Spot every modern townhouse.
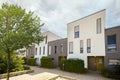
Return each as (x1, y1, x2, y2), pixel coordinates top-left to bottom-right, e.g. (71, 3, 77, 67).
(48, 38, 67, 67)
(105, 26, 120, 70)
(34, 31, 61, 65)
(67, 10, 106, 71)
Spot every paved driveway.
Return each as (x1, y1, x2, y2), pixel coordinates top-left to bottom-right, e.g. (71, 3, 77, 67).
(2, 66, 112, 80)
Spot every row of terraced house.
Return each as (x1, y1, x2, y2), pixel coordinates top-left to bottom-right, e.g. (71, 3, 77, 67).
(25, 9, 120, 71)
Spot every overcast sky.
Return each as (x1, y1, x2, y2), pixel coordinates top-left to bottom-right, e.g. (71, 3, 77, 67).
(0, 0, 120, 38)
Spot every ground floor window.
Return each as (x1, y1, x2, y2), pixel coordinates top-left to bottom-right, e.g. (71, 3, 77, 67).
(108, 59, 120, 65)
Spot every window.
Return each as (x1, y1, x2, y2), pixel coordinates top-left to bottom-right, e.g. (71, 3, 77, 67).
(48, 46, 51, 55)
(45, 36, 47, 44)
(96, 18, 101, 34)
(43, 46, 45, 55)
(80, 40, 83, 53)
(60, 44, 63, 54)
(74, 26, 79, 38)
(55, 46, 57, 54)
(36, 48, 37, 55)
(87, 39, 91, 53)
(39, 47, 41, 55)
(107, 35, 116, 52)
(109, 59, 120, 65)
(69, 42, 73, 54)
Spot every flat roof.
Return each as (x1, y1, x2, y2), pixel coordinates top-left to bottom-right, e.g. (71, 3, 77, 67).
(106, 26, 120, 30)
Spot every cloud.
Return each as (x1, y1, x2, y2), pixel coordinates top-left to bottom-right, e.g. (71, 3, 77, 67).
(0, 0, 120, 37)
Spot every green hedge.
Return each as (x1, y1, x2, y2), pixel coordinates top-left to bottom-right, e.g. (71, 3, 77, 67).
(102, 65, 120, 79)
(27, 58, 36, 66)
(41, 57, 54, 68)
(60, 59, 87, 73)
(23, 65, 30, 70)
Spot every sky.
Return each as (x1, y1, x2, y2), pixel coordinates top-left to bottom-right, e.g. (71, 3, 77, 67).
(0, 0, 120, 38)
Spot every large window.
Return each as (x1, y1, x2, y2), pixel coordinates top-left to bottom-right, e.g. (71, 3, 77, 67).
(109, 59, 120, 65)
(55, 46, 57, 54)
(39, 47, 41, 55)
(96, 18, 101, 34)
(43, 46, 45, 55)
(60, 44, 63, 54)
(80, 40, 83, 53)
(74, 26, 79, 38)
(69, 42, 73, 54)
(107, 35, 116, 52)
(87, 39, 91, 53)
(48, 46, 51, 55)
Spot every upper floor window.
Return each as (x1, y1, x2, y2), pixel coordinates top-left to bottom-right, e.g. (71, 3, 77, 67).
(39, 47, 41, 55)
(60, 44, 63, 54)
(96, 18, 101, 34)
(87, 39, 91, 53)
(107, 35, 116, 52)
(55, 46, 57, 54)
(43, 46, 45, 55)
(74, 26, 79, 38)
(80, 40, 83, 53)
(69, 42, 73, 54)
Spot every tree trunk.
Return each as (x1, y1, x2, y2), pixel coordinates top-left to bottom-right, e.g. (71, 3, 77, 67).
(7, 51, 10, 80)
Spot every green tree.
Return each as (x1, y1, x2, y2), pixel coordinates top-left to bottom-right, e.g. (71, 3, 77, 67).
(0, 3, 44, 80)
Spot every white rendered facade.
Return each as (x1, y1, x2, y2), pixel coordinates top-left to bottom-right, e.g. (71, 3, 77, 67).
(67, 10, 106, 68)
(34, 31, 61, 65)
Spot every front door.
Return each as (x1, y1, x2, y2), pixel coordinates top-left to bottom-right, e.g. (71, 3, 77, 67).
(96, 57, 104, 71)
(88, 56, 104, 71)
(88, 56, 96, 71)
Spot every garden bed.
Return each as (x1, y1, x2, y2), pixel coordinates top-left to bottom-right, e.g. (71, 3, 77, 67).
(0, 70, 34, 79)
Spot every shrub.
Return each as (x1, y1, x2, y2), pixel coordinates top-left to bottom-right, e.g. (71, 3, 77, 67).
(0, 63, 6, 74)
(23, 65, 30, 70)
(60, 59, 87, 73)
(0, 52, 25, 74)
(114, 65, 120, 75)
(22, 57, 27, 64)
(27, 58, 36, 66)
(102, 66, 120, 79)
(41, 57, 54, 68)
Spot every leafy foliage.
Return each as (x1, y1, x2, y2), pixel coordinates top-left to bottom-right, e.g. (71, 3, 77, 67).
(102, 65, 120, 79)
(27, 58, 36, 66)
(0, 3, 44, 52)
(41, 57, 54, 68)
(0, 3, 44, 79)
(0, 52, 25, 74)
(60, 59, 87, 73)
(23, 65, 30, 70)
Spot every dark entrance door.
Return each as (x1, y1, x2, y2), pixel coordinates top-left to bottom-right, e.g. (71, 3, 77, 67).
(88, 56, 96, 71)
(88, 56, 104, 71)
